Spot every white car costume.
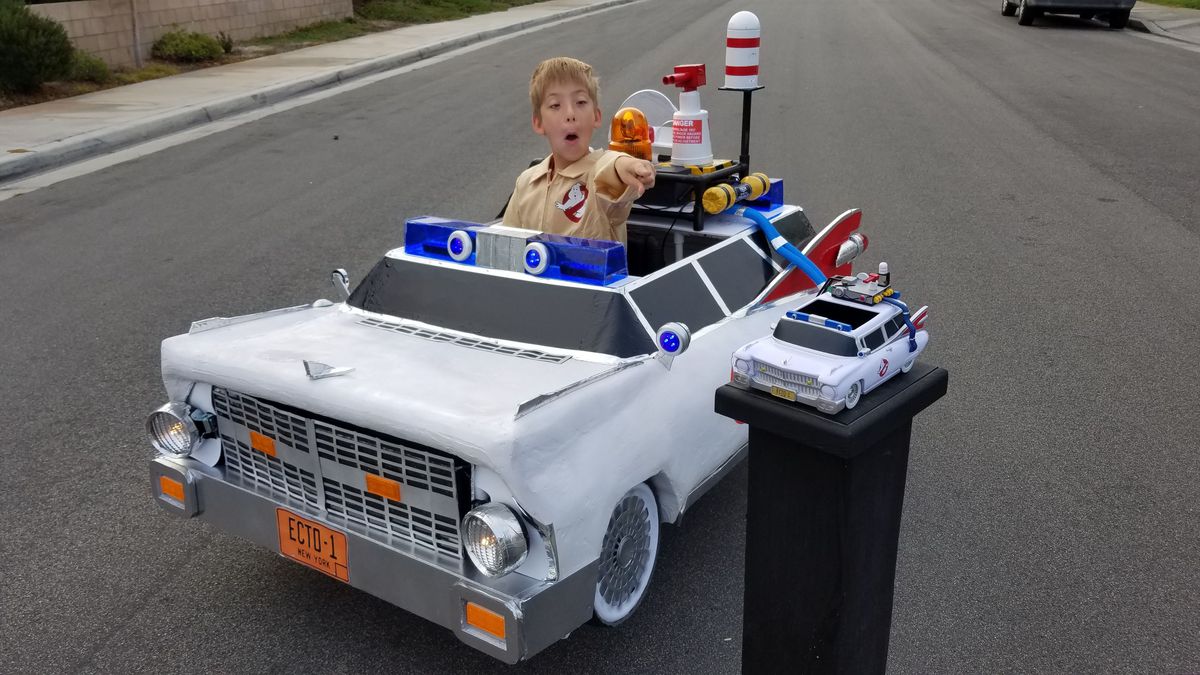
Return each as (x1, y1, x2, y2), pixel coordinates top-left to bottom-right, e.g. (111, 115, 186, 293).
(145, 199, 872, 662)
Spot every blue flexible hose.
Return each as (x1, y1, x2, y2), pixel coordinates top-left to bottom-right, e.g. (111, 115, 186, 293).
(881, 296, 918, 353)
(734, 207, 826, 287)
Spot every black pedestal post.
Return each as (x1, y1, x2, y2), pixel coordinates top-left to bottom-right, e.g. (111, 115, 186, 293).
(715, 363, 948, 675)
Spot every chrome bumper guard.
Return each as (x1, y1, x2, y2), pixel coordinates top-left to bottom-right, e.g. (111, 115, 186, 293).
(150, 456, 595, 663)
(745, 379, 843, 414)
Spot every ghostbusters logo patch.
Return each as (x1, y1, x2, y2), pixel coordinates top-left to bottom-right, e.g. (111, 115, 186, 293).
(555, 182, 588, 223)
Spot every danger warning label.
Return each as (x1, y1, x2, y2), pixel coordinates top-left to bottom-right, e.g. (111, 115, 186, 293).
(673, 119, 704, 145)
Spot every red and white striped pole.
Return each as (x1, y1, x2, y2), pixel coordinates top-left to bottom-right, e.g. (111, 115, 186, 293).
(724, 11, 761, 90)
(721, 11, 762, 176)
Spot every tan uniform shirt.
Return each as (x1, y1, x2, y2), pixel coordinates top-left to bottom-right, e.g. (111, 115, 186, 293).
(502, 149, 637, 244)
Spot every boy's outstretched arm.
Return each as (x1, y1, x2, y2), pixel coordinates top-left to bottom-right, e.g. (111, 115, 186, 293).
(615, 155, 656, 197)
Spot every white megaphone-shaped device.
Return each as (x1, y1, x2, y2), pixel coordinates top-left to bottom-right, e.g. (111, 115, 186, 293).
(662, 64, 712, 167)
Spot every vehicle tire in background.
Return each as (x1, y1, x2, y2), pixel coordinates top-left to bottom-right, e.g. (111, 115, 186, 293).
(845, 381, 862, 410)
(593, 483, 660, 626)
(902, 358, 915, 374)
(1001, 0, 1017, 17)
(1108, 10, 1130, 28)
(1017, 0, 1037, 25)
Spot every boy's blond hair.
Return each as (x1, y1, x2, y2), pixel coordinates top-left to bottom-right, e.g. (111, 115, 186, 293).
(529, 57, 600, 119)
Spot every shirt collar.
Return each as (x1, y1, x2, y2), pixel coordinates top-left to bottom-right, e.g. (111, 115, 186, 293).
(530, 148, 601, 183)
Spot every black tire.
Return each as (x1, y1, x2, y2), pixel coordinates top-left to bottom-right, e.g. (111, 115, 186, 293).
(1108, 10, 1129, 29)
(1001, 0, 1017, 16)
(1017, 0, 1036, 25)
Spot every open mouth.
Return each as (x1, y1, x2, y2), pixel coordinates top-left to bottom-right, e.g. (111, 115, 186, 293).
(565, 133, 579, 142)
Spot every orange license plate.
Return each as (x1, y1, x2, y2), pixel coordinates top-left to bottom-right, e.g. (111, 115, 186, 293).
(770, 385, 797, 402)
(276, 509, 349, 582)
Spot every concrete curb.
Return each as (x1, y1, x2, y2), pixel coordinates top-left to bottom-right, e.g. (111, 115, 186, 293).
(1128, 13, 1200, 45)
(0, 0, 635, 184)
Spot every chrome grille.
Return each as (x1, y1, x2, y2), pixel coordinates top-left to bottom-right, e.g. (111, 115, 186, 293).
(322, 479, 461, 558)
(213, 388, 310, 453)
(358, 317, 570, 364)
(314, 422, 457, 499)
(752, 363, 821, 398)
(212, 388, 467, 562)
(222, 434, 319, 508)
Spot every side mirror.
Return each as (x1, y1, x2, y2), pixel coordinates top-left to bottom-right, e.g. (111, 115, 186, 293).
(331, 268, 350, 299)
(655, 322, 691, 370)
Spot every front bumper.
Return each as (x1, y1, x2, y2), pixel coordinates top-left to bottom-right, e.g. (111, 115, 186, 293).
(150, 457, 595, 663)
(736, 376, 843, 414)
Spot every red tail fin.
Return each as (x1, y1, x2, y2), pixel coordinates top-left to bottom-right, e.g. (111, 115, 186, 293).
(762, 209, 864, 303)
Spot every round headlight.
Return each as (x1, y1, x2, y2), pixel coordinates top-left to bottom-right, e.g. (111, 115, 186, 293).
(146, 402, 199, 457)
(820, 384, 836, 399)
(734, 358, 752, 374)
(463, 503, 528, 577)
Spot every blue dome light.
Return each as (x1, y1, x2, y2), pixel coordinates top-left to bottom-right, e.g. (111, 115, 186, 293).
(526, 249, 541, 268)
(659, 332, 680, 353)
(449, 238, 464, 256)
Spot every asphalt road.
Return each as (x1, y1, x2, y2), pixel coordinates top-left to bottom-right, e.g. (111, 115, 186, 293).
(2, 0, 1198, 672)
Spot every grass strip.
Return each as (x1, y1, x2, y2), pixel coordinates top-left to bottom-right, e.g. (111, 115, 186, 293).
(1139, 0, 1200, 9)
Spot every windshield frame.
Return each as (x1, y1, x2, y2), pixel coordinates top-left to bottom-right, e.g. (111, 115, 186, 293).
(347, 254, 657, 358)
(772, 319, 859, 357)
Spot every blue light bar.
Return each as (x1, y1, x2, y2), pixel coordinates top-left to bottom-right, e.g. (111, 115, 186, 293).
(526, 233, 628, 286)
(403, 216, 484, 263)
(786, 310, 853, 332)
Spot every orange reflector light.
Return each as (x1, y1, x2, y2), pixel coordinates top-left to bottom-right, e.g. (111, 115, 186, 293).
(465, 602, 506, 640)
(249, 430, 276, 457)
(609, 107, 653, 161)
(365, 473, 402, 502)
(159, 475, 185, 502)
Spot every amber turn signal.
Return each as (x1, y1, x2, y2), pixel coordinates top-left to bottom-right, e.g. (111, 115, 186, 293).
(160, 475, 186, 502)
(465, 602, 506, 640)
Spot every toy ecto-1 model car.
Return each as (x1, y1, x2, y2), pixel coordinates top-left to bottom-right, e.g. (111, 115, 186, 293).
(730, 265, 930, 414)
(143, 11, 926, 664)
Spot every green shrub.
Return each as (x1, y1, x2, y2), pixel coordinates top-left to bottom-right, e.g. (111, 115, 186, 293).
(0, 0, 74, 93)
(151, 29, 223, 63)
(217, 30, 233, 54)
(70, 49, 110, 84)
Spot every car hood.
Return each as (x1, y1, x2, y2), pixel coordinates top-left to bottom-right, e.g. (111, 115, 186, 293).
(738, 336, 857, 383)
(161, 302, 621, 468)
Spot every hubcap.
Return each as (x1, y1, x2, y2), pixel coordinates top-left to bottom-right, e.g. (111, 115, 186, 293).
(598, 495, 651, 606)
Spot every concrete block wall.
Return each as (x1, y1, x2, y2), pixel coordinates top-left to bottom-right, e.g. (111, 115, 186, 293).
(29, 0, 352, 68)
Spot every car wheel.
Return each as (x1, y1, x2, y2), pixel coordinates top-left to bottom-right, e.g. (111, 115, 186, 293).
(902, 358, 915, 373)
(1001, 0, 1016, 16)
(593, 483, 660, 626)
(1108, 9, 1129, 29)
(844, 381, 862, 410)
(1016, 0, 1036, 25)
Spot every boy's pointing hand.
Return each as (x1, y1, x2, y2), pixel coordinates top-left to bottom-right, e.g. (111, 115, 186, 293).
(617, 156, 657, 197)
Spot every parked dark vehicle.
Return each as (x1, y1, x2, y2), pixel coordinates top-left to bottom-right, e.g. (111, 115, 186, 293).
(1000, 0, 1135, 28)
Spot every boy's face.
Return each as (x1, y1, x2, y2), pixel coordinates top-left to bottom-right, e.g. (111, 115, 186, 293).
(532, 79, 601, 168)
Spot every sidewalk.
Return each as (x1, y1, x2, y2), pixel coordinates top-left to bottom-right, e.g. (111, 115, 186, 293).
(1129, 2, 1200, 41)
(0, 0, 633, 183)
(1, 0, 1196, 185)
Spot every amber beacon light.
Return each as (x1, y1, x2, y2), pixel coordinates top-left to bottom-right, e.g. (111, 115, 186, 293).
(609, 107, 653, 161)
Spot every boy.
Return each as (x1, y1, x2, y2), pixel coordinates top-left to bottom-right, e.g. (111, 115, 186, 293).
(502, 57, 656, 244)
